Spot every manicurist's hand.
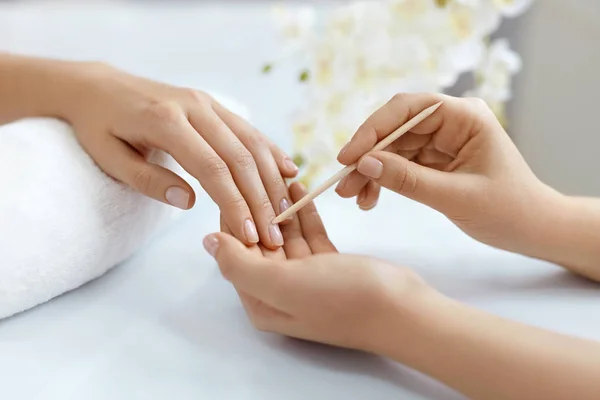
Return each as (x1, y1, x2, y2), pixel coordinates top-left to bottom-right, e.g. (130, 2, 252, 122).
(335, 92, 561, 256)
(0, 54, 299, 249)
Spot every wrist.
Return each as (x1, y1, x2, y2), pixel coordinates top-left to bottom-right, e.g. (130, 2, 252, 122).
(0, 54, 106, 123)
(525, 192, 600, 280)
(43, 59, 110, 123)
(371, 283, 452, 362)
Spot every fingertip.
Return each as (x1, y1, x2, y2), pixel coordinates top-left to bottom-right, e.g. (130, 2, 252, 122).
(203, 233, 221, 258)
(282, 156, 299, 177)
(357, 181, 380, 211)
(288, 181, 307, 202)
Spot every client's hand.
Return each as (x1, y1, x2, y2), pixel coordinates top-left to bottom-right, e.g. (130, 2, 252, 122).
(204, 182, 431, 353)
(335, 92, 561, 255)
(65, 63, 297, 248)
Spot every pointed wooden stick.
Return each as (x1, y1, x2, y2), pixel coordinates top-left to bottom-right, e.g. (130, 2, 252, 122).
(273, 101, 443, 224)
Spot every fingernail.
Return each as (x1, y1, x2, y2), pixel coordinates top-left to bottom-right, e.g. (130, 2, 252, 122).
(284, 157, 298, 172)
(279, 198, 293, 220)
(203, 235, 219, 258)
(335, 176, 348, 193)
(269, 224, 284, 246)
(165, 186, 190, 209)
(357, 190, 366, 204)
(244, 219, 259, 243)
(357, 156, 383, 179)
(338, 142, 350, 158)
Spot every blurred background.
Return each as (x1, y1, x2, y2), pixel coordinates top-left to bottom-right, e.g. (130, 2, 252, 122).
(1, 0, 599, 195)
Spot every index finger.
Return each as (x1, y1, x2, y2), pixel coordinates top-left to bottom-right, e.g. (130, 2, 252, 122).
(337, 92, 448, 165)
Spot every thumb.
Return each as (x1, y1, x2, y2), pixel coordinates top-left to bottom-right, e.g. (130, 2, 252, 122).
(356, 151, 467, 212)
(202, 232, 280, 303)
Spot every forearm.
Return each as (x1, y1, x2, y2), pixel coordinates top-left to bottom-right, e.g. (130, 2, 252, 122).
(0, 53, 90, 125)
(526, 192, 600, 281)
(384, 293, 600, 400)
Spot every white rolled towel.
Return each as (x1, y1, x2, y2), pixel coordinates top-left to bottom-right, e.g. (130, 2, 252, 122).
(0, 93, 249, 319)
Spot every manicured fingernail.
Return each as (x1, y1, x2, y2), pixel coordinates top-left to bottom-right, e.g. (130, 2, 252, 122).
(357, 156, 383, 179)
(335, 176, 348, 193)
(279, 198, 293, 220)
(165, 186, 190, 209)
(269, 224, 284, 246)
(357, 190, 366, 204)
(203, 235, 219, 258)
(244, 219, 259, 243)
(284, 157, 298, 172)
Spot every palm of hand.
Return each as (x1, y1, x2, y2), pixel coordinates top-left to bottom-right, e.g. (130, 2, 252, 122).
(220, 182, 338, 323)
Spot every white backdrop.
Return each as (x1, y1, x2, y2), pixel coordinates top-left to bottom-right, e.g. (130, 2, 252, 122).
(1, 2, 599, 399)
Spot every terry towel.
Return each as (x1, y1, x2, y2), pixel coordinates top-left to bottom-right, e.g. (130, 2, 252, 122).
(0, 93, 249, 320)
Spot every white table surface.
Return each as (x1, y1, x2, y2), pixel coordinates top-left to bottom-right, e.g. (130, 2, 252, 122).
(1, 2, 600, 399)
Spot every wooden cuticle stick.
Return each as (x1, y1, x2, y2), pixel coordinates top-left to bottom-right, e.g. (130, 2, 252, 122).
(273, 101, 443, 224)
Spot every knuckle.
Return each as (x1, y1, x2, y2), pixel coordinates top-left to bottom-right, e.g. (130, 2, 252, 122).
(225, 195, 247, 211)
(246, 131, 267, 148)
(465, 96, 489, 112)
(143, 100, 181, 125)
(132, 167, 154, 194)
(183, 88, 212, 107)
(391, 164, 410, 194)
(233, 146, 257, 171)
(390, 92, 407, 105)
(270, 174, 285, 188)
(258, 194, 274, 213)
(204, 156, 230, 178)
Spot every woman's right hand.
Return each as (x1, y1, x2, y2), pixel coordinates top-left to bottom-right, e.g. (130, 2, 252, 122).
(58, 61, 298, 249)
(335, 92, 562, 255)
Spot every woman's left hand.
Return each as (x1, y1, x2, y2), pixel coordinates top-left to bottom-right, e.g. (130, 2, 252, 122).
(204, 182, 432, 353)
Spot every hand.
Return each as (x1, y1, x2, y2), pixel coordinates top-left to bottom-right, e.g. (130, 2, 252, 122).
(204, 182, 431, 353)
(64, 63, 298, 248)
(335, 92, 561, 254)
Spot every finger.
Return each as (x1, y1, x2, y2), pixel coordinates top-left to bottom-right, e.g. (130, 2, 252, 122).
(335, 170, 369, 199)
(212, 101, 299, 179)
(220, 214, 280, 261)
(217, 216, 290, 324)
(213, 102, 294, 226)
(270, 142, 299, 178)
(95, 136, 196, 209)
(189, 106, 283, 249)
(280, 190, 313, 260)
(357, 180, 380, 211)
(204, 232, 290, 308)
(136, 108, 258, 246)
(338, 93, 495, 165)
(290, 182, 337, 254)
(356, 150, 472, 212)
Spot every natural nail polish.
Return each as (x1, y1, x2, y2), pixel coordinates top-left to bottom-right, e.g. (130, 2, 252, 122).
(357, 156, 383, 179)
(165, 186, 190, 209)
(244, 219, 259, 243)
(203, 235, 219, 257)
(269, 224, 284, 246)
(284, 157, 298, 172)
(279, 198, 293, 220)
